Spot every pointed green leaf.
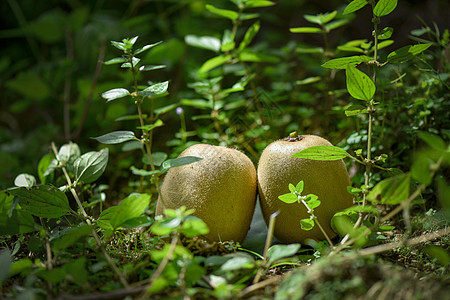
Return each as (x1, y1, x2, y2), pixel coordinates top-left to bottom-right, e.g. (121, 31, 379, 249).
(278, 193, 298, 204)
(104, 57, 127, 65)
(120, 57, 140, 68)
(373, 0, 398, 17)
(185, 35, 221, 52)
(346, 65, 376, 101)
(387, 43, 432, 63)
(206, 4, 239, 20)
(300, 219, 314, 231)
(344, 0, 368, 15)
(377, 27, 394, 39)
(239, 21, 260, 50)
(101, 88, 130, 102)
(325, 19, 349, 31)
(74, 148, 109, 184)
(288, 184, 296, 193)
(292, 145, 352, 161)
(198, 54, 232, 73)
(111, 193, 151, 229)
(38, 153, 55, 185)
(134, 41, 163, 55)
(367, 173, 411, 205)
(238, 51, 280, 63)
(182, 216, 210, 237)
(290, 27, 322, 33)
(411, 154, 432, 185)
(139, 65, 166, 72)
(321, 55, 371, 69)
(139, 81, 169, 97)
(267, 244, 301, 263)
(136, 119, 164, 132)
(8, 185, 71, 218)
(296, 181, 304, 194)
(92, 131, 136, 144)
(345, 104, 368, 116)
(245, 1, 276, 8)
(161, 156, 203, 172)
(417, 131, 446, 151)
(304, 11, 337, 25)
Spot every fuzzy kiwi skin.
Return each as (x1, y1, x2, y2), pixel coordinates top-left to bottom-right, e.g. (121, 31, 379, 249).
(257, 135, 353, 244)
(156, 144, 257, 243)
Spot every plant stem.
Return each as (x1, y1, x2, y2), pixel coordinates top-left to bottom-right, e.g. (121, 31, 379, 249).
(138, 234, 179, 299)
(300, 199, 334, 247)
(51, 142, 130, 289)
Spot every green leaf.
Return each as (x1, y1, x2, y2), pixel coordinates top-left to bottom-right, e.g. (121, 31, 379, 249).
(245, 0, 276, 8)
(424, 245, 450, 266)
(151, 217, 182, 236)
(151, 152, 168, 167)
(38, 153, 55, 185)
(321, 55, 371, 69)
(139, 81, 169, 97)
(373, 0, 398, 17)
(278, 193, 298, 204)
(367, 173, 411, 205)
(111, 41, 126, 51)
(344, 0, 368, 15)
(267, 244, 301, 263)
(185, 35, 221, 52)
(136, 119, 164, 132)
(346, 65, 376, 101)
(92, 131, 136, 144)
(239, 21, 260, 50)
(325, 19, 349, 31)
(120, 57, 140, 68)
(104, 57, 127, 65)
(52, 224, 94, 251)
(387, 43, 432, 63)
(14, 174, 36, 188)
(296, 181, 304, 194)
(97, 206, 119, 230)
(58, 142, 80, 164)
(73, 148, 109, 184)
(206, 4, 239, 20)
(110, 193, 151, 230)
(345, 104, 368, 116)
(417, 131, 446, 151)
(134, 41, 163, 55)
(220, 254, 255, 271)
(62, 257, 88, 284)
(300, 219, 314, 231)
(121, 216, 152, 229)
(333, 215, 368, 247)
(290, 27, 322, 34)
(8, 185, 71, 218)
(374, 40, 394, 51)
(291, 145, 352, 161)
(304, 11, 337, 25)
(238, 51, 280, 63)
(0, 249, 12, 284)
(139, 65, 166, 72)
(130, 166, 161, 177)
(377, 27, 394, 39)
(295, 76, 322, 85)
(411, 154, 432, 185)
(307, 199, 321, 209)
(198, 54, 232, 73)
(182, 216, 210, 237)
(101, 88, 130, 102)
(288, 184, 296, 193)
(161, 156, 203, 171)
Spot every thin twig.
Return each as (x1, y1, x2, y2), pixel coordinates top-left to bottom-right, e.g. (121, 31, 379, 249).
(359, 227, 449, 256)
(238, 275, 284, 298)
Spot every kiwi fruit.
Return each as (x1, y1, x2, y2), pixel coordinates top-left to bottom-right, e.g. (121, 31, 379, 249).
(257, 133, 353, 243)
(156, 144, 257, 243)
